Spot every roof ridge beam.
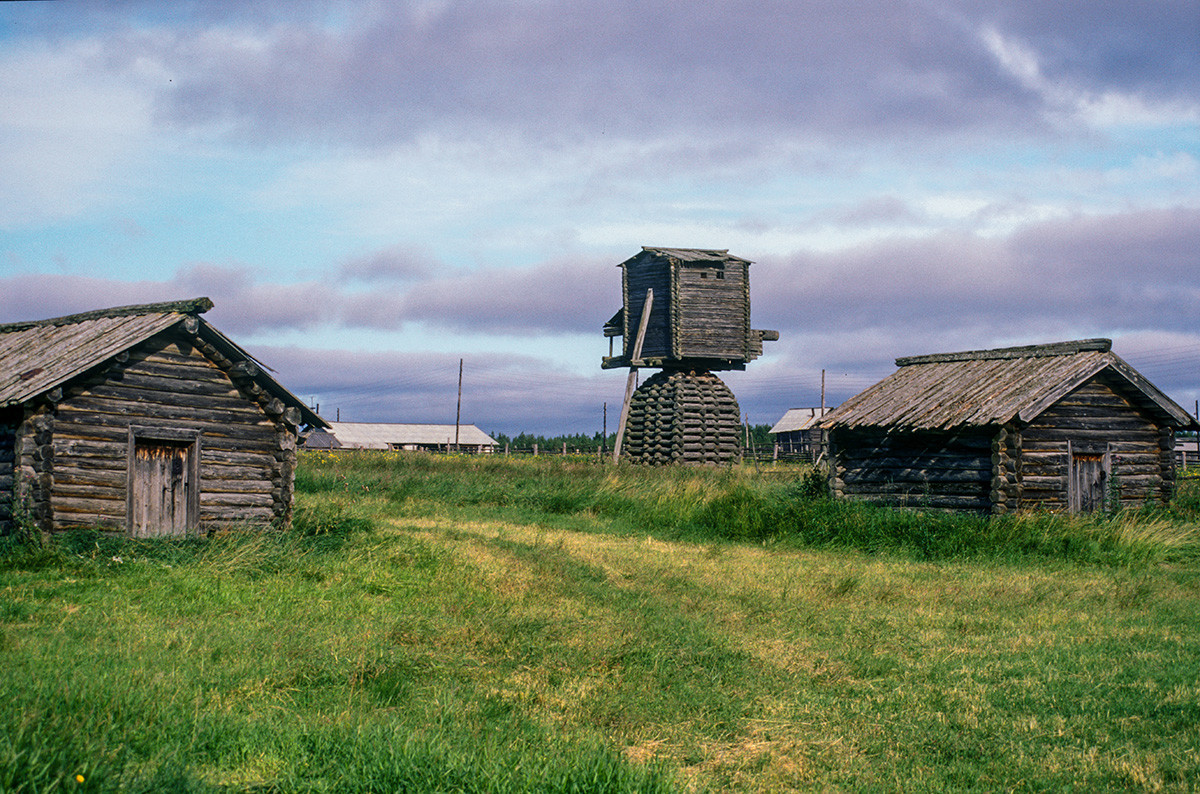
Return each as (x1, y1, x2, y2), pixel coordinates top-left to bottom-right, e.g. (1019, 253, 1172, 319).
(897, 338, 1111, 366)
(0, 297, 213, 333)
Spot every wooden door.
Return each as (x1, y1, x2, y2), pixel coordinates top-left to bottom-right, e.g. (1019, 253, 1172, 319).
(1068, 442, 1111, 513)
(130, 441, 194, 537)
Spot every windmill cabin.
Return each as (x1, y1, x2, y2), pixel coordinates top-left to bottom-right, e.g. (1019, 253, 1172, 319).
(821, 339, 1199, 514)
(601, 247, 778, 466)
(0, 298, 326, 537)
(602, 247, 778, 372)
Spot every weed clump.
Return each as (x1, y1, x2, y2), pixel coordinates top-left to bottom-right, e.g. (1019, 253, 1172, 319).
(0, 490, 64, 570)
(291, 499, 374, 539)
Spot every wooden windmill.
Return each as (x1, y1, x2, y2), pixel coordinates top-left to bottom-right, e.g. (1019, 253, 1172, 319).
(603, 247, 778, 465)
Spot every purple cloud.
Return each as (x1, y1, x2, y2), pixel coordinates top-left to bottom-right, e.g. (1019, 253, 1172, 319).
(339, 245, 436, 283)
(253, 344, 620, 433)
(397, 255, 617, 335)
(755, 206, 1200, 339)
(6, 207, 1197, 349)
(95, 0, 1054, 148)
(4, 204, 1197, 432)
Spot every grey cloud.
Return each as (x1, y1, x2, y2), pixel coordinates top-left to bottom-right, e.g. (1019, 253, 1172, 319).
(976, 0, 1200, 99)
(339, 245, 437, 284)
(31, 1, 1196, 157)
(254, 344, 620, 434)
(397, 256, 618, 335)
(755, 206, 1200, 340)
(116, 0, 1049, 148)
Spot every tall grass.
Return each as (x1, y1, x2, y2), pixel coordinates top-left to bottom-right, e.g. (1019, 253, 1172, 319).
(0, 520, 673, 792)
(298, 451, 1199, 566)
(3, 453, 1196, 791)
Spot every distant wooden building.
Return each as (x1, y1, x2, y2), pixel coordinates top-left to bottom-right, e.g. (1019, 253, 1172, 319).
(769, 407, 833, 461)
(1177, 437, 1199, 470)
(821, 340, 1199, 514)
(303, 422, 497, 454)
(602, 247, 778, 372)
(0, 298, 326, 537)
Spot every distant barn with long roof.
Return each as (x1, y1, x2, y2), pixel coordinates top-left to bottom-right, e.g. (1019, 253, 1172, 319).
(821, 339, 1198, 513)
(304, 422, 497, 454)
(1, 298, 325, 537)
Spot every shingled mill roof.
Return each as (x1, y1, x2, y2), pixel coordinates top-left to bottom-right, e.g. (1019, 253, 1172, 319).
(624, 247, 754, 266)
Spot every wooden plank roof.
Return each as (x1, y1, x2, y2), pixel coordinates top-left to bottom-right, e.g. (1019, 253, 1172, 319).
(0, 297, 326, 427)
(822, 339, 1198, 431)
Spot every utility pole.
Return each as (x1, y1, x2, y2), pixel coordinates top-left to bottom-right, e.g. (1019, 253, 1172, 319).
(454, 358, 463, 451)
(821, 369, 826, 414)
(601, 402, 608, 462)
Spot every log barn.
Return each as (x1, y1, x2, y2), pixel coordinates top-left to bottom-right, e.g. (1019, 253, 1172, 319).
(0, 298, 326, 537)
(821, 339, 1199, 514)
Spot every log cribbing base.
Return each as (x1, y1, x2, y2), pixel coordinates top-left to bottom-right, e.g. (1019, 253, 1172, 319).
(623, 369, 741, 466)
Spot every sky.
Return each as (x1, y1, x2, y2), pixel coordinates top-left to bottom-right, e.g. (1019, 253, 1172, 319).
(2, 0, 1198, 437)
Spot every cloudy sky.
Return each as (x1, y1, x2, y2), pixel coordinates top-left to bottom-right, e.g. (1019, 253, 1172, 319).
(2, 1, 1198, 436)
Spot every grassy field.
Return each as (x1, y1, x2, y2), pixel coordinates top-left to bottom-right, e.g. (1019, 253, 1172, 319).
(2, 453, 1199, 792)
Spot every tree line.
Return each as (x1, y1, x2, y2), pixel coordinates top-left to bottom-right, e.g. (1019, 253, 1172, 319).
(489, 425, 777, 454)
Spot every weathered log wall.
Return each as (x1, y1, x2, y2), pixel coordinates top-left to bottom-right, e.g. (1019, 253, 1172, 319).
(17, 328, 298, 534)
(623, 261, 672, 361)
(828, 427, 994, 512)
(1018, 375, 1173, 511)
(828, 373, 1178, 514)
(620, 251, 756, 366)
(989, 424, 1021, 515)
(0, 411, 16, 533)
(676, 263, 748, 360)
(624, 370, 741, 466)
(15, 406, 53, 532)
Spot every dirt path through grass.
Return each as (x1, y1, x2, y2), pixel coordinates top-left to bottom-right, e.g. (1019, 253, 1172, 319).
(388, 515, 1200, 790)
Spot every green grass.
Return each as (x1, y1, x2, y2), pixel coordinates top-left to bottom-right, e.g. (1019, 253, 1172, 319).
(296, 450, 1200, 566)
(2, 453, 1198, 791)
